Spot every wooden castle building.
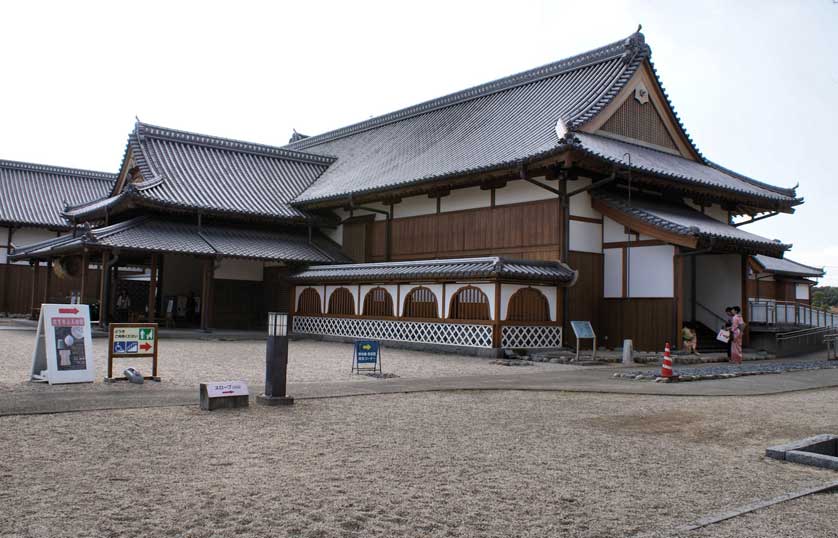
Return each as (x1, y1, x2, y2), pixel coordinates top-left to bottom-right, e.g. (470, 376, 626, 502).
(6, 30, 824, 352)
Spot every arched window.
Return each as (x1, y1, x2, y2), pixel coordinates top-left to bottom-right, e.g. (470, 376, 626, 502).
(402, 286, 439, 318)
(296, 288, 322, 314)
(506, 287, 550, 321)
(328, 287, 356, 315)
(449, 286, 491, 320)
(362, 287, 394, 317)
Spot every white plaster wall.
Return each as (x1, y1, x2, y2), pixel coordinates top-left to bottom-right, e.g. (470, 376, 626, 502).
(394, 195, 437, 218)
(12, 227, 57, 247)
(322, 225, 343, 245)
(0, 224, 7, 263)
(568, 177, 602, 219)
(359, 284, 399, 315)
(325, 285, 356, 312)
(569, 221, 602, 253)
(398, 283, 444, 317)
(440, 186, 490, 213)
(627, 245, 674, 298)
(494, 176, 555, 206)
(294, 285, 323, 312)
(796, 283, 810, 300)
(695, 254, 742, 319)
(704, 204, 729, 224)
(0, 247, 6, 264)
(603, 217, 629, 243)
(500, 284, 557, 321)
(352, 202, 389, 221)
(603, 248, 623, 298)
(446, 282, 496, 320)
(214, 258, 264, 281)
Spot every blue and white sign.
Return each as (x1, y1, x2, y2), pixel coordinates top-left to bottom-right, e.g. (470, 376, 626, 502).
(113, 341, 127, 354)
(352, 340, 381, 374)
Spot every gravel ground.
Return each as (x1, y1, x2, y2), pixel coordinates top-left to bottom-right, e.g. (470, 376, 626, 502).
(619, 358, 838, 381)
(682, 491, 838, 538)
(2, 389, 838, 537)
(0, 330, 585, 393)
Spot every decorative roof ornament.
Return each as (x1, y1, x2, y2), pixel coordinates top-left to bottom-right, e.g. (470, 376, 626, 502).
(622, 26, 649, 65)
(634, 82, 650, 104)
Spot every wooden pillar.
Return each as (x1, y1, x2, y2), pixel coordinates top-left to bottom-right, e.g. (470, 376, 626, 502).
(441, 282, 447, 319)
(492, 281, 502, 348)
(200, 258, 214, 331)
(674, 251, 684, 348)
(79, 251, 89, 304)
(690, 255, 697, 322)
(29, 260, 40, 319)
(147, 254, 158, 322)
(741, 254, 750, 346)
(98, 250, 110, 327)
(555, 286, 563, 326)
(43, 259, 52, 304)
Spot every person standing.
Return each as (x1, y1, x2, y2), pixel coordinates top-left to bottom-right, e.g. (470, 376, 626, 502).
(115, 289, 131, 323)
(724, 307, 734, 359)
(730, 306, 745, 364)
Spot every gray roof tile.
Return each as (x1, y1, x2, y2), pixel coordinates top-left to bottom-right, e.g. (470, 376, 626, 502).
(593, 191, 789, 255)
(752, 255, 824, 278)
(290, 256, 577, 284)
(0, 159, 115, 228)
(10, 217, 343, 263)
(287, 33, 648, 204)
(570, 132, 796, 202)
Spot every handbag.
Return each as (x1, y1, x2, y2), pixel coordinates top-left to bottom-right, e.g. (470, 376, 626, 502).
(716, 329, 731, 343)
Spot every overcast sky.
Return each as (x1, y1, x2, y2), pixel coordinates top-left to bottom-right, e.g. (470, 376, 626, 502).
(1, 1, 836, 282)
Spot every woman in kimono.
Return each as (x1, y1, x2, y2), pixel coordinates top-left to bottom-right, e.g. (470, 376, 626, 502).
(730, 306, 745, 364)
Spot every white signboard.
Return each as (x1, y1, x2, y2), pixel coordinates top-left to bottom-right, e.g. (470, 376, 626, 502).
(31, 304, 95, 384)
(204, 381, 249, 398)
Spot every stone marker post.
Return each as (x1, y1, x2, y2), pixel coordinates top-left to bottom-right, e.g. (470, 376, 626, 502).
(258, 312, 294, 406)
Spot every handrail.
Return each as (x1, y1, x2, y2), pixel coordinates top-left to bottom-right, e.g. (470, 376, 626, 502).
(695, 302, 727, 324)
(776, 326, 837, 342)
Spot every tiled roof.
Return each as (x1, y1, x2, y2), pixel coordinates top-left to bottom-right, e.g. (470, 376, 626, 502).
(569, 132, 797, 202)
(289, 256, 577, 284)
(752, 255, 824, 278)
(67, 122, 335, 222)
(592, 191, 789, 255)
(10, 217, 345, 263)
(287, 32, 650, 204)
(0, 159, 115, 228)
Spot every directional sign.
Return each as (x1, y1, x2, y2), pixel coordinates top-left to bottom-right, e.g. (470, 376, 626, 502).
(352, 340, 381, 374)
(107, 323, 160, 382)
(205, 381, 249, 398)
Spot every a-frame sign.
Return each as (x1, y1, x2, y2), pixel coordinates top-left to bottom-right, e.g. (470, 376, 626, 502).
(31, 304, 95, 384)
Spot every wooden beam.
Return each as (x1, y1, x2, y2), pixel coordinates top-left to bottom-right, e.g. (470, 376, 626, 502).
(43, 259, 52, 304)
(79, 251, 89, 304)
(592, 198, 699, 249)
(29, 260, 40, 319)
(493, 281, 502, 348)
(147, 254, 158, 322)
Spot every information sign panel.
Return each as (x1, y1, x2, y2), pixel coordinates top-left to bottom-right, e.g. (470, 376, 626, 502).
(107, 323, 160, 382)
(570, 320, 597, 361)
(30, 304, 95, 384)
(352, 340, 381, 374)
(205, 381, 249, 398)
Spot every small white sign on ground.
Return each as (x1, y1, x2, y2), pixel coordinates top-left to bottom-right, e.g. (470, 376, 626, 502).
(205, 381, 249, 398)
(30, 304, 95, 384)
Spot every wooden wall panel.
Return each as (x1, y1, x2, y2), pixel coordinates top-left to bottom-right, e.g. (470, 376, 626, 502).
(566, 251, 603, 348)
(212, 279, 266, 330)
(600, 298, 675, 351)
(1, 264, 101, 315)
(365, 198, 563, 262)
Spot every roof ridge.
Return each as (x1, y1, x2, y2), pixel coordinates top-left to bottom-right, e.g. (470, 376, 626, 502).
(287, 31, 647, 151)
(755, 254, 824, 274)
(135, 121, 336, 166)
(0, 159, 117, 181)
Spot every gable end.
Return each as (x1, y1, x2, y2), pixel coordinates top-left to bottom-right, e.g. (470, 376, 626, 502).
(600, 93, 679, 151)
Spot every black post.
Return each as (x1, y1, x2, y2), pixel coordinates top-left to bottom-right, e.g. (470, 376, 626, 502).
(258, 312, 294, 406)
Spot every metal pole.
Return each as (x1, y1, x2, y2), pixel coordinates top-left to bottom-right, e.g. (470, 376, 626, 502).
(258, 312, 294, 406)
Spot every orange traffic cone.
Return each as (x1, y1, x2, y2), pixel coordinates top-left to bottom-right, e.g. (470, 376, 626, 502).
(660, 341, 675, 379)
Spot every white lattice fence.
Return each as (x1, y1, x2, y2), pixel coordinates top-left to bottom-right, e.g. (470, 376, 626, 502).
(501, 325, 562, 349)
(293, 316, 493, 348)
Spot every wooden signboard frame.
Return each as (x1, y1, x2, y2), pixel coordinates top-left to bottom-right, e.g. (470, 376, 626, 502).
(570, 320, 597, 362)
(106, 323, 160, 382)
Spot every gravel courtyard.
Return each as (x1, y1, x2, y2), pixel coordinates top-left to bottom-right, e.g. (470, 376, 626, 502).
(0, 329, 584, 393)
(2, 388, 838, 537)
